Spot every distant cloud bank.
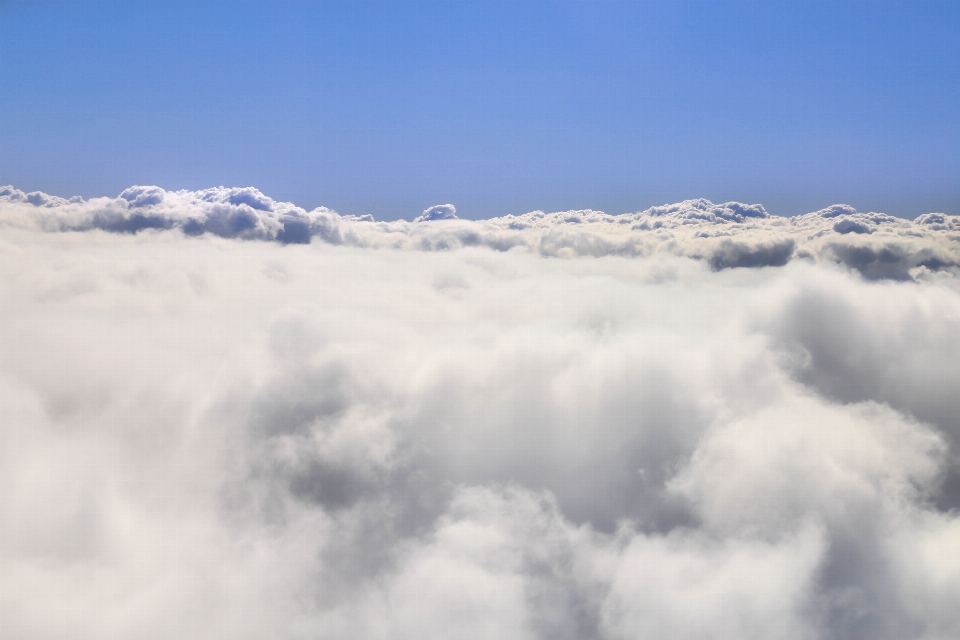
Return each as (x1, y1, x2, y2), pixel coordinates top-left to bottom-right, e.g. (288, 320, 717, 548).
(2, 184, 960, 639)
(2, 184, 958, 281)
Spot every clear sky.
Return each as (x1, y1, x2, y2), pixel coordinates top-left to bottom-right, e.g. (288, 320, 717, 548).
(1, 0, 958, 220)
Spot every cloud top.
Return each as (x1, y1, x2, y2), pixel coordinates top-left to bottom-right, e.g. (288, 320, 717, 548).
(415, 203, 458, 222)
(2, 187, 960, 639)
(2, 184, 959, 281)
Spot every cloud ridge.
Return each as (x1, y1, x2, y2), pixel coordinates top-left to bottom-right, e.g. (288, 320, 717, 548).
(3, 185, 958, 280)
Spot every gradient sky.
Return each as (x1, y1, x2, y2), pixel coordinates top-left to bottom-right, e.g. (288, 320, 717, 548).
(1, 0, 958, 220)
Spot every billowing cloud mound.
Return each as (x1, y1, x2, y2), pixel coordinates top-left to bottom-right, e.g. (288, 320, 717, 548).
(2, 185, 960, 639)
(414, 203, 458, 222)
(0, 184, 342, 244)
(2, 185, 958, 281)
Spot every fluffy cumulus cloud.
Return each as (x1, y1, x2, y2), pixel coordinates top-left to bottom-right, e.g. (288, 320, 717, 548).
(414, 203, 458, 223)
(3, 185, 959, 280)
(2, 185, 960, 639)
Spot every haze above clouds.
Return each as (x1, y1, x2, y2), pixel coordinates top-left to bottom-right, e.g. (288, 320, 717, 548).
(2, 186, 960, 639)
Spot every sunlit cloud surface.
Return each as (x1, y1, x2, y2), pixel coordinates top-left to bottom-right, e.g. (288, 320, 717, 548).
(2, 185, 960, 639)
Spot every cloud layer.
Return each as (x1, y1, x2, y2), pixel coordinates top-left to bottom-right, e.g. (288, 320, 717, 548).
(2, 184, 958, 281)
(2, 185, 960, 639)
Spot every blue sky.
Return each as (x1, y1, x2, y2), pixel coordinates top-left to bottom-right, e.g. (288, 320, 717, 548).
(1, 1, 958, 219)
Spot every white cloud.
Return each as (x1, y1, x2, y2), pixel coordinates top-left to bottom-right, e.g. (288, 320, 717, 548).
(3, 185, 958, 281)
(1, 186, 960, 638)
(414, 203, 458, 223)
